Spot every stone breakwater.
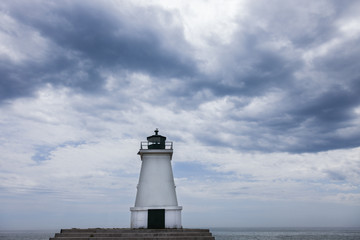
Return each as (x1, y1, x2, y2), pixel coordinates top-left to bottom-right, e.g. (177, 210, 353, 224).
(50, 228, 215, 240)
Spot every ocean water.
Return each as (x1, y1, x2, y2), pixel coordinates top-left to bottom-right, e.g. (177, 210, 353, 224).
(0, 230, 56, 240)
(0, 228, 360, 240)
(211, 228, 360, 240)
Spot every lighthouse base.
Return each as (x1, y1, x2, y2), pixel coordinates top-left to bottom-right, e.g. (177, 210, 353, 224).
(130, 206, 182, 229)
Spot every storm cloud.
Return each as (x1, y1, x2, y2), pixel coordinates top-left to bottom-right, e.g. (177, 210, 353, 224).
(1, 1, 196, 100)
(0, 0, 359, 229)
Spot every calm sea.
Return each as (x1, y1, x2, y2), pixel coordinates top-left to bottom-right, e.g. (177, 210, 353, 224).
(0, 230, 56, 240)
(211, 228, 360, 240)
(0, 228, 360, 240)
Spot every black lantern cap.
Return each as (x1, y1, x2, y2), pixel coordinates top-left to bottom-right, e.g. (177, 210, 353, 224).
(147, 128, 166, 149)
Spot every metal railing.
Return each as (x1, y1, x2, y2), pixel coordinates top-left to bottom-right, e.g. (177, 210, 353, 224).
(140, 141, 173, 150)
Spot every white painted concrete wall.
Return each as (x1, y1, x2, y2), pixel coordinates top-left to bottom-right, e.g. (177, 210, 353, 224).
(130, 149, 182, 228)
(130, 208, 147, 228)
(165, 208, 182, 228)
(135, 150, 178, 207)
(130, 206, 182, 229)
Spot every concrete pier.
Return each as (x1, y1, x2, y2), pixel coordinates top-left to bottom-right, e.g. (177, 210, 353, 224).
(49, 228, 215, 240)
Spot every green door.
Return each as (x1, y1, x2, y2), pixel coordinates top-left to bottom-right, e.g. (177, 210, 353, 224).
(148, 209, 165, 229)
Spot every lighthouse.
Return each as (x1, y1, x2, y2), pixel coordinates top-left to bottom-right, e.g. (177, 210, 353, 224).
(50, 129, 215, 240)
(130, 129, 182, 229)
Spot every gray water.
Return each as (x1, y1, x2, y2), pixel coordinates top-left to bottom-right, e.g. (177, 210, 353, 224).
(1, 228, 360, 239)
(0, 230, 56, 240)
(211, 228, 360, 240)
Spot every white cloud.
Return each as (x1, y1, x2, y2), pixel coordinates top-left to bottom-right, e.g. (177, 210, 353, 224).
(1, 0, 360, 229)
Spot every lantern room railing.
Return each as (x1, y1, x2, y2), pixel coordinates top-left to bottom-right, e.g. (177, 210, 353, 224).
(140, 141, 173, 150)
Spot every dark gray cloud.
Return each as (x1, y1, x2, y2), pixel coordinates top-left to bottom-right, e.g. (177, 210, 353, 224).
(324, 170, 346, 181)
(0, 1, 196, 101)
(1, 1, 360, 231)
(1, 0, 359, 154)
(186, 0, 360, 153)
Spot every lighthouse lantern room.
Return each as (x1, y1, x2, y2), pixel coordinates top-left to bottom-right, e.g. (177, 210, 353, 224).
(130, 129, 182, 229)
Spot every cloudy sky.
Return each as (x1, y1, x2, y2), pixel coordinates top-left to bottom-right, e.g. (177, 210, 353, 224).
(1, 0, 360, 230)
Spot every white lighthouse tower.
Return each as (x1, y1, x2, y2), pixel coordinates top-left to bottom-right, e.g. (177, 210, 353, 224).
(130, 129, 182, 229)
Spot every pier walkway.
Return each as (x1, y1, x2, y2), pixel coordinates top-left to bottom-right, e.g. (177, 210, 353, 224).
(50, 228, 215, 240)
